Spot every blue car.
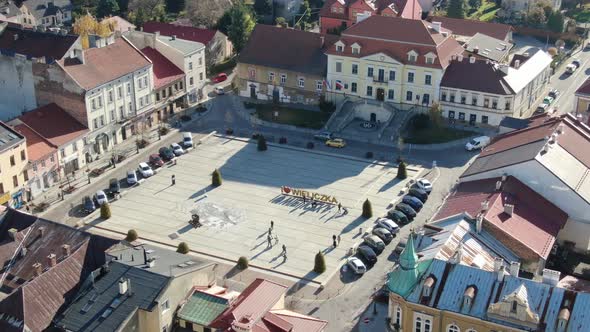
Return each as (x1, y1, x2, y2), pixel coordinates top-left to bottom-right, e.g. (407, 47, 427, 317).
(402, 195, 423, 211)
(82, 196, 96, 214)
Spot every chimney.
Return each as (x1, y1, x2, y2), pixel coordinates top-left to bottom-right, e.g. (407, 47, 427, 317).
(431, 21, 442, 33)
(481, 200, 489, 212)
(476, 213, 484, 233)
(119, 278, 129, 295)
(469, 56, 476, 63)
(20, 247, 27, 257)
(542, 268, 561, 286)
(502, 174, 507, 182)
(457, 54, 464, 62)
(494, 257, 503, 273)
(473, 46, 479, 54)
(504, 204, 514, 216)
(147, 258, 155, 268)
(8, 228, 17, 240)
(495, 180, 502, 191)
(38, 227, 45, 238)
(509, 261, 520, 277)
(320, 35, 324, 47)
(47, 253, 57, 267)
(498, 64, 509, 75)
(451, 242, 463, 264)
(523, 51, 530, 57)
(32, 262, 42, 276)
(514, 59, 520, 69)
(62, 244, 71, 257)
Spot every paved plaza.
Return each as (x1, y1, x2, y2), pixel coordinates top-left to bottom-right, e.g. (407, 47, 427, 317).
(86, 135, 422, 283)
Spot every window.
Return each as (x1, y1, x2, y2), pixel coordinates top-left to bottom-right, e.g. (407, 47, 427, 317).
(460, 95, 466, 104)
(377, 69, 385, 81)
(459, 112, 465, 121)
(10, 156, 15, 166)
(441, 92, 446, 101)
(505, 100, 511, 110)
(395, 306, 402, 326)
(162, 89, 167, 98)
(425, 56, 434, 64)
(0, 183, 4, 194)
(12, 175, 18, 187)
(447, 324, 460, 332)
(199, 72, 203, 81)
(98, 96, 102, 107)
(352, 46, 359, 54)
(41, 160, 46, 167)
(351, 82, 357, 93)
(143, 77, 148, 88)
(160, 299, 170, 312)
(336, 62, 342, 73)
(23, 170, 28, 181)
(407, 72, 414, 83)
(388, 89, 394, 100)
(156, 92, 160, 101)
(145, 95, 150, 104)
(409, 54, 417, 62)
(268, 72, 275, 82)
(198, 57, 202, 66)
(389, 70, 396, 81)
(281, 74, 287, 85)
(50, 155, 54, 162)
(127, 83, 131, 95)
(128, 102, 133, 113)
(484, 98, 489, 108)
(248, 68, 256, 80)
(100, 115, 105, 126)
(72, 143, 77, 152)
(119, 106, 125, 119)
(139, 97, 144, 107)
(472, 96, 478, 106)
(425, 319, 431, 332)
(336, 45, 343, 52)
(352, 64, 358, 75)
(179, 81, 183, 90)
(482, 116, 488, 124)
(450, 93, 455, 103)
(492, 99, 498, 109)
(20, 150, 25, 161)
(366, 86, 373, 97)
(449, 110, 455, 119)
(190, 77, 194, 86)
(316, 81, 323, 91)
(91, 98, 97, 110)
(189, 62, 193, 70)
(466, 329, 478, 332)
(298, 77, 305, 88)
(511, 300, 518, 313)
(108, 90, 113, 103)
(415, 317, 422, 332)
(406, 91, 413, 101)
(117, 86, 122, 99)
(425, 74, 432, 85)
(93, 118, 98, 129)
(367, 67, 374, 77)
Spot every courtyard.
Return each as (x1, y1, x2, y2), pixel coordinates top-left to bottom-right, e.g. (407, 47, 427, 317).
(85, 135, 422, 284)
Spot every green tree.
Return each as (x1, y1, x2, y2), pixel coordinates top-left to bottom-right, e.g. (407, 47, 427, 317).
(468, 0, 481, 9)
(547, 11, 564, 33)
(212, 169, 222, 187)
(526, 5, 547, 26)
(117, 0, 129, 12)
(126, 229, 138, 242)
(429, 102, 443, 128)
(101, 203, 112, 219)
(446, 0, 467, 18)
(296, 0, 311, 28)
(257, 135, 267, 151)
(275, 16, 287, 27)
(362, 199, 373, 218)
(314, 251, 326, 274)
(177, 242, 190, 254)
(96, 0, 120, 18)
(237, 256, 249, 270)
(216, 10, 232, 35)
(165, 0, 185, 13)
(227, 3, 256, 53)
(254, 0, 272, 15)
(397, 161, 408, 180)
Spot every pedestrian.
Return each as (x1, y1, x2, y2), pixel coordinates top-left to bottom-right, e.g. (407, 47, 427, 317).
(333, 234, 337, 248)
(338, 203, 341, 212)
(268, 227, 272, 237)
(312, 200, 317, 208)
(338, 234, 341, 245)
(303, 196, 306, 203)
(171, 175, 176, 186)
(267, 234, 272, 248)
(282, 244, 286, 255)
(359, 227, 363, 236)
(270, 220, 274, 230)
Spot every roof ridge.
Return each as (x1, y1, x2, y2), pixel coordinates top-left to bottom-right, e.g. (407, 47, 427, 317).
(271, 309, 328, 322)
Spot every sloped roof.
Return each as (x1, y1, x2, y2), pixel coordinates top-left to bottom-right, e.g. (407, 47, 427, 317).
(427, 16, 513, 40)
(21, 0, 72, 21)
(388, 233, 432, 297)
(178, 290, 230, 326)
(143, 21, 219, 45)
(575, 76, 590, 96)
(101, 15, 136, 33)
(0, 25, 78, 60)
(271, 310, 328, 332)
(464, 33, 512, 62)
(441, 57, 513, 95)
(503, 50, 552, 93)
(18, 103, 88, 147)
(140, 47, 184, 89)
(12, 123, 56, 161)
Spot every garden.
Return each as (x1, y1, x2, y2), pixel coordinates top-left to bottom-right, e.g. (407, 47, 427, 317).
(245, 101, 335, 129)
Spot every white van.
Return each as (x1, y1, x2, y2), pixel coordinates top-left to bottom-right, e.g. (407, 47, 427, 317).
(465, 136, 490, 151)
(182, 132, 193, 148)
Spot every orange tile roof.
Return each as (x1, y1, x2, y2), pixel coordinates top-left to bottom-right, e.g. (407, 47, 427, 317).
(19, 103, 88, 147)
(13, 124, 56, 161)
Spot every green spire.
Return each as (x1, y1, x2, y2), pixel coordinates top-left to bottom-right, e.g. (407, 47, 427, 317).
(399, 231, 418, 270)
(387, 231, 425, 297)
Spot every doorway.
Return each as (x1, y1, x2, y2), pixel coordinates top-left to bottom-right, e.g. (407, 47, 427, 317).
(422, 94, 430, 105)
(376, 88, 384, 102)
(250, 84, 257, 99)
(272, 88, 280, 103)
(469, 114, 477, 125)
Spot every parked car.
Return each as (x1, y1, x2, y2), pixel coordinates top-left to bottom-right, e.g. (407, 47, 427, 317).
(375, 217, 400, 234)
(314, 131, 333, 141)
(565, 63, 577, 74)
(543, 96, 555, 105)
(403, 195, 424, 211)
(572, 59, 581, 68)
(535, 103, 549, 114)
(357, 245, 377, 265)
(138, 162, 154, 177)
(372, 227, 394, 244)
(127, 170, 138, 185)
(109, 178, 120, 195)
(171, 143, 184, 156)
(159, 147, 175, 161)
(415, 178, 433, 193)
(82, 196, 96, 214)
(95, 190, 108, 206)
(148, 154, 164, 168)
(408, 188, 428, 202)
(548, 89, 559, 99)
(212, 73, 228, 83)
(465, 136, 490, 151)
(347, 257, 367, 275)
(215, 87, 225, 95)
(395, 203, 417, 219)
(182, 132, 194, 148)
(325, 138, 346, 148)
(364, 235, 385, 255)
(387, 209, 409, 225)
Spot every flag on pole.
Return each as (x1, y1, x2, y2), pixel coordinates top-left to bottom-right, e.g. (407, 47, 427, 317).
(323, 79, 332, 90)
(335, 80, 344, 89)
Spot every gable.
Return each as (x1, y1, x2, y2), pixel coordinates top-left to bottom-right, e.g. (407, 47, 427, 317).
(361, 52, 402, 64)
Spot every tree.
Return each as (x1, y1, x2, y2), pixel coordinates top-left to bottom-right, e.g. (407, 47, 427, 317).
(257, 135, 267, 151)
(547, 47, 558, 56)
(227, 3, 256, 53)
(177, 242, 190, 254)
(468, 0, 481, 9)
(362, 199, 373, 218)
(296, 0, 311, 29)
(446, 0, 467, 19)
(254, 0, 272, 16)
(126, 229, 138, 242)
(117, 0, 130, 12)
(165, 0, 185, 13)
(429, 103, 443, 128)
(237, 256, 249, 270)
(526, 5, 546, 26)
(127, 0, 166, 27)
(73, 13, 114, 49)
(275, 16, 287, 27)
(96, 0, 120, 18)
(101, 203, 112, 219)
(314, 251, 326, 274)
(397, 161, 408, 180)
(547, 11, 564, 33)
(212, 169, 222, 187)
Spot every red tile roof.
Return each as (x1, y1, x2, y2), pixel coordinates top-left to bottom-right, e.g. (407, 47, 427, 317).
(143, 21, 217, 45)
(427, 16, 513, 40)
(13, 123, 56, 161)
(140, 47, 184, 89)
(0, 25, 79, 60)
(576, 77, 590, 95)
(58, 37, 151, 90)
(272, 310, 328, 332)
(19, 103, 88, 147)
(435, 176, 568, 259)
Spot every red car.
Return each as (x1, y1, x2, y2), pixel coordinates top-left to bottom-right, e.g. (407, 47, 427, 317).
(212, 73, 228, 83)
(149, 154, 164, 168)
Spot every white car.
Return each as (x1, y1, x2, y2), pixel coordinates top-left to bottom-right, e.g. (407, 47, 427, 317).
(182, 132, 193, 148)
(95, 190, 108, 206)
(138, 162, 154, 178)
(347, 257, 367, 275)
(215, 87, 225, 95)
(375, 217, 400, 234)
(171, 143, 184, 156)
(415, 178, 433, 193)
(126, 170, 138, 185)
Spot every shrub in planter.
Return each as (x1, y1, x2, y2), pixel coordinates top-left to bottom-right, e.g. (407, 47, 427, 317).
(159, 127, 170, 136)
(306, 142, 315, 149)
(397, 161, 407, 180)
(257, 135, 267, 151)
(314, 251, 326, 274)
(212, 169, 222, 187)
(177, 242, 189, 254)
(126, 229, 138, 242)
(237, 256, 249, 270)
(365, 151, 374, 159)
(279, 137, 287, 144)
(100, 203, 112, 219)
(362, 199, 373, 218)
(180, 115, 192, 122)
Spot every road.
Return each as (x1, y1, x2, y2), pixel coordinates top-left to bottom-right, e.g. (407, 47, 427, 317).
(549, 47, 590, 115)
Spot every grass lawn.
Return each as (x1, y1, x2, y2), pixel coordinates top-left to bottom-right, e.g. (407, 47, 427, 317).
(250, 103, 331, 129)
(568, 4, 590, 23)
(404, 127, 475, 144)
(468, 0, 500, 21)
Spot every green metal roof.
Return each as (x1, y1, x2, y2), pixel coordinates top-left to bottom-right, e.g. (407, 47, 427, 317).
(388, 233, 431, 298)
(177, 291, 230, 326)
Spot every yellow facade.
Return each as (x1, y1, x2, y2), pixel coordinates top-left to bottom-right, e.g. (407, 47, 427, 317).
(575, 94, 590, 115)
(0, 130, 27, 205)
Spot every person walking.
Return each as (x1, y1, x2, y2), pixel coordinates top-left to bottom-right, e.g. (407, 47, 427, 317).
(303, 196, 306, 203)
(332, 234, 337, 248)
(338, 203, 342, 212)
(270, 220, 274, 231)
(267, 234, 273, 248)
(338, 234, 341, 245)
(282, 244, 286, 255)
(171, 175, 176, 186)
(282, 245, 287, 262)
(274, 234, 279, 246)
(268, 227, 272, 237)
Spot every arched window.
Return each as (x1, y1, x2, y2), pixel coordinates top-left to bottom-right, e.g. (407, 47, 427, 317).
(414, 317, 422, 332)
(447, 324, 460, 332)
(424, 319, 431, 332)
(395, 306, 402, 326)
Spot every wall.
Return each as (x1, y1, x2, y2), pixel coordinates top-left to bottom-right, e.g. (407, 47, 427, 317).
(575, 95, 590, 114)
(27, 150, 59, 199)
(58, 136, 87, 175)
(0, 55, 37, 121)
(439, 87, 514, 126)
(0, 139, 28, 200)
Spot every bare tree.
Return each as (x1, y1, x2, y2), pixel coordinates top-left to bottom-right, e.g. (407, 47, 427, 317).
(184, 0, 233, 28)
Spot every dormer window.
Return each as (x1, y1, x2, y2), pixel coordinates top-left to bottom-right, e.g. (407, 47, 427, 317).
(407, 50, 418, 62)
(423, 276, 435, 298)
(511, 300, 518, 313)
(331, 6, 338, 13)
(557, 308, 570, 331)
(426, 57, 434, 64)
(463, 286, 476, 310)
(351, 42, 361, 55)
(424, 52, 437, 65)
(335, 41, 345, 52)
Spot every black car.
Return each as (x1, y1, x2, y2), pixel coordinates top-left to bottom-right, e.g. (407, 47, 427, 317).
(387, 209, 409, 225)
(372, 227, 394, 244)
(408, 188, 428, 202)
(159, 147, 175, 161)
(402, 195, 424, 211)
(357, 245, 377, 265)
(82, 196, 96, 214)
(109, 178, 120, 195)
(395, 203, 417, 219)
(548, 89, 559, 99)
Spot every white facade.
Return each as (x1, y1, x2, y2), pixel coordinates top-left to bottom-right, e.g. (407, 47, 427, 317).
(439, 87, 515, 126)
(0, 55, 36, 120)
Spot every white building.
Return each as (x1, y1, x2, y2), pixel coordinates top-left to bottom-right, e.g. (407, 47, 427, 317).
(0, 0, 73, 27)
